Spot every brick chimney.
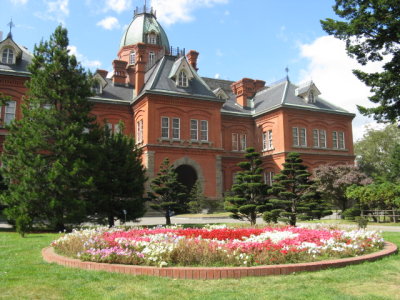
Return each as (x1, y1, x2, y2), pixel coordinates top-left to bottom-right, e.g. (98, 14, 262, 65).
(186, 50, 199, 71)
(112, 60, 127, 85)
(135, 43, 147, 96)
(96, 69, 108, 79)
(231, 78, 266, 107)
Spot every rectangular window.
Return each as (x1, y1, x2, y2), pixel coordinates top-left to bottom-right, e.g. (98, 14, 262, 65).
(239, 134, 246, 151)
(149, 51, 155, 66)
(262, 130, 273, 151)
(338, 132, 345, 149)
(332, 131, 345, 149)
(300, 128, 307, 146)
(264, 171, 275, 186)
(161, 117, 169, 139)
(5, 101, 16, 125)
(292, 127, 299, 146)
(232, 133, 238, 151)
(136, 119, 143, 143)
(319, 130, 326, 148)
(172, 118, 180, 140)
(200, 120, 208, 141)
(129, 52, 136, 65)
(313, 129, 327, 148)
(190, 119, 198, 140)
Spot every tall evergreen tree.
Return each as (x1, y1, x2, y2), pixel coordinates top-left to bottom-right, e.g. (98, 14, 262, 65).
(148, 158, 187, 225)
(321, 0, 400, 123)
(90, 124, 147, 227)
(1, 26, 95, 234)
(224, 148, 270, 225)
(269, 152, 314, 226)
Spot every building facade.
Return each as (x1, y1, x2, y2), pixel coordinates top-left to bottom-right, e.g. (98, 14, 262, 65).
(0, 7, 355, 199)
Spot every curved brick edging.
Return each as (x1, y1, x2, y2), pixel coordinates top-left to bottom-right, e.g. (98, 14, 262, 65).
(42, 242, 398, 280)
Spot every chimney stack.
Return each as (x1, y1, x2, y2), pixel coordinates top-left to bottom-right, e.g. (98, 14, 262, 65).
(231, 78, 266, 107)
(186, 50, 199, 71)
(135, 43, 147, 96)
(112, 60, 128, 85)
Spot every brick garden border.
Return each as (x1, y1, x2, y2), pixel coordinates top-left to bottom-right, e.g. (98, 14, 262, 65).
(42, 242, 397, 280)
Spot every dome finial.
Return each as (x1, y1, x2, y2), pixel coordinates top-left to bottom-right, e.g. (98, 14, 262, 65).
(285, 66, 290, 81)
(7, 18, 15, 39)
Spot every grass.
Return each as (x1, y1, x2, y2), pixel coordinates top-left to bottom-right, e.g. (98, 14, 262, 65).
(175, 212, 230, 218)
(0, 227, 399, 300)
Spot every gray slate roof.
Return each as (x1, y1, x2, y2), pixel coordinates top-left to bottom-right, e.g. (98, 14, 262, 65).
(134, 55, 224, 103)
(90, 78, 133, 104)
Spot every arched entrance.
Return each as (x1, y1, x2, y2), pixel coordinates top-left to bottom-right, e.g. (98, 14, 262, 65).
(175, 164, 198, 191)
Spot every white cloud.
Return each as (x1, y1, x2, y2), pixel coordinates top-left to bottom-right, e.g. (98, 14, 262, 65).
(68, 45, 102, 70)
(35, 0, 69, 24)
(104, 0, 132, 13)
(10, 0, 28, 4)
(150, 0, 229, 25)
(214, 73, 220, 79)
(97, 16, 120, 30)
(298, 35, 385, 141)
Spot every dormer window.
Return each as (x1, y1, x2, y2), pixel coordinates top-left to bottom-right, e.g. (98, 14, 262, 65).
(147, 33, 157, 45)
(309, 90, 315, 103)
(2, 48, 14, 64)
(92, 82, 102, 94)
(149, 51, 155, 66)
(129, 51, 136, 65)
(178, 70, 188, 87)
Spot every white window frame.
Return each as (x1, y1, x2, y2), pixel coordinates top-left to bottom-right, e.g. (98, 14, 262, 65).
(300, 128, 307, 146)
(232, 133, 239, 151)
(129, 52, 136, 65)
(172, 118, 180, 140)
(2, 48, 14, 64)
(161, 117, 169, 139)
(292, 127, 299, 146)
(332, 131, 345, 149)
(190, 119, 198, 140)
(178, 70, 188, 87)
(147, 33, 157, 44)
(313, 129, 327, 148)
(4, 101, 16, 125)
(293, 127, 307, 147)
(200, 120, 208, 141)
(263, 130, 273, 151)
(239, 134, 246, 151)
(136, 119, 143, 143)
(149, 51, 155, 66)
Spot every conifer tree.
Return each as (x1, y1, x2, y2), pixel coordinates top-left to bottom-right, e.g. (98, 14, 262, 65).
(90, 124, 147, 227)
(268, 152, 314, 226)
(148, 158, 187, 225)
(224, 148, 270, 225)
(1, 26, 95, 234)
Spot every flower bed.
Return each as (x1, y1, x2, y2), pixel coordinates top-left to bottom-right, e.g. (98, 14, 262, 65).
(51, 225, 384, 268)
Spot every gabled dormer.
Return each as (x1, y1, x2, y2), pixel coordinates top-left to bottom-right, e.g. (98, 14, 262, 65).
(168, 56, 195, 88)
(0, 35, 22, 65)
(213, 87, 229, 101)
(92, 72, 108, 95)
(295, 81, 321, 104)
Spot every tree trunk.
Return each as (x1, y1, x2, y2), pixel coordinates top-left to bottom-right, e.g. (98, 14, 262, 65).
(340, 199, 347, 219)
(165, 210, 171, 226)
(250, 212, 256, 226)
(55, 222, 65, 232)
(108, 215, 115, 227)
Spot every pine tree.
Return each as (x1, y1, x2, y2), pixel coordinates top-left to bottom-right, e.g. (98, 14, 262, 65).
(148, 158, 187, 225)
(224, 148, 270, 225)
(1, 26, 95, 234)
(268, 152, 314, 226)
(89, 124, 147, 227)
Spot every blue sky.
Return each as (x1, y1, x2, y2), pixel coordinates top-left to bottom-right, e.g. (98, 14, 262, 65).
(1, 0, 382, 140)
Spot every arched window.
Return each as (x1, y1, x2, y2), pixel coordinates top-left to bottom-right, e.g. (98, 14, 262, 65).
(2, 48, 14, 64)
(178, 70, 188, 87)
(129, 52, 136, 65)
(309, 90, 315, 103)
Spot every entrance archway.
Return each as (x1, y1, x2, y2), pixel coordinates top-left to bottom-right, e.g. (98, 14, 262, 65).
(175, 164, 198, 191)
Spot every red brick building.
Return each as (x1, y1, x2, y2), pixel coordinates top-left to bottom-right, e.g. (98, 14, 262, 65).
(0, 6, 355, 199)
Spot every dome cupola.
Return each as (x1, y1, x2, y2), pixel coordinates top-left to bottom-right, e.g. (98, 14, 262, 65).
(119, 6, 170, 51)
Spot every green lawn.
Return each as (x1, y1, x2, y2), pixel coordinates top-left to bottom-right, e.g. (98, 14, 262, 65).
(0, 228, 399, 300)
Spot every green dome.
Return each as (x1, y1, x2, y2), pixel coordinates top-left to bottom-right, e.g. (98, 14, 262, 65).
(119, 11, 170, 50)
